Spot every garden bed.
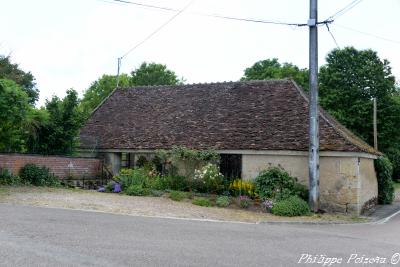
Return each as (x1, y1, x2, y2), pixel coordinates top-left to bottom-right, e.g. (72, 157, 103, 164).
(0, 186, 367, 223)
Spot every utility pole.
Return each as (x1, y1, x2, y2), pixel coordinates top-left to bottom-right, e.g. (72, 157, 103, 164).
(373, 97, 378, 150)
(308, 0, 319, 213)
(116, 57, 122, 88)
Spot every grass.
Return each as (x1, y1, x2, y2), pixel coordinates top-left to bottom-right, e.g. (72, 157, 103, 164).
(169, 191, 191, 201)
(192, 197, 212, 207)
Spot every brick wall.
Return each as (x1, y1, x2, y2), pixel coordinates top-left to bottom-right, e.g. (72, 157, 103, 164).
(0, 154, 102, 179)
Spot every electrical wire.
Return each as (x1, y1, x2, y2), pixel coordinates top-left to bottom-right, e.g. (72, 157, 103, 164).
(328, 0, 364, 20)
(325, 24, 340, 48)
(119, 0, 194, 59)
(334, 24, 400, 45)
(103, 0, 309, 27)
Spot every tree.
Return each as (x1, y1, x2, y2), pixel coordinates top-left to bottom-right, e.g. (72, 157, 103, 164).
(0, 55, 39, 104)
(31, 89, 84, 155)
(0, 79, 30, 152)
(80, 74, 130, 118)
(130, 62, 182, 86)
(319, 47, 400, 179)
(80, 62, 183, 117)
(241, 58, 309, 90)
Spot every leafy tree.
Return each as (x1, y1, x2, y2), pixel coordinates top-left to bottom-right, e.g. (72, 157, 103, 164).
(31, 89, 84, 155)
(319, 47, 400, 180)
(130, 62, 182, 86)
(0, 79, 30, 152)
(80, 74, 130, 118)
(241, 58, 309, 89)
(319, 47, 398, 145)
(0, 55, 38, 104)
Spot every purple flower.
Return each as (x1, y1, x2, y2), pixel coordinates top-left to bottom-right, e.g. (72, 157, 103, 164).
(113, 183, 121, 193)
(97, 186, 105, 192)
(261, 199, 274, 211)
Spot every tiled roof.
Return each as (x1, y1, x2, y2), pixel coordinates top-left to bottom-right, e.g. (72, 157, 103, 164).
(80, 80, 378, 154)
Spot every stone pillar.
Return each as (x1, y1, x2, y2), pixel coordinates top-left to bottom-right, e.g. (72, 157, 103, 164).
(105, 152, 122, 175)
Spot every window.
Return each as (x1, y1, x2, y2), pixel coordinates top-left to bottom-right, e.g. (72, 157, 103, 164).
(121, 153, 131, 168)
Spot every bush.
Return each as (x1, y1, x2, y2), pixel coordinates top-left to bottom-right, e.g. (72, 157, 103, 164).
(238, 195, 251, 208)
(192, 163, 225, 193)
(229, 179, 255, 198)
(125, 184, 148, 196)
(271, 196, 310, 217)
(374, 156, 395, 204)
(19, 164, 60, 186)
(163, 175, 189, 191)
(254, 166, 306, 201)
(114, 168, 148, 189)
(169, 191, 189, 201)
(216, 196, 230, 207)
(149, 189, 164, 197)
(192, 197, 212, 207)
(385, 148, 400, 181)
(0, 168, 21, 185)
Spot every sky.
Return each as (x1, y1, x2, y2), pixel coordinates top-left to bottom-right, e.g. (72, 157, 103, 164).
(1, 0, 399, 107)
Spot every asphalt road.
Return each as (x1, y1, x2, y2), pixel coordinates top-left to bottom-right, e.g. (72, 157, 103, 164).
(0, 204, 399, 267)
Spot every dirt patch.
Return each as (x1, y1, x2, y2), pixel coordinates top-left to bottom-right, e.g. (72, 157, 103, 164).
(0, 186, 367, 223)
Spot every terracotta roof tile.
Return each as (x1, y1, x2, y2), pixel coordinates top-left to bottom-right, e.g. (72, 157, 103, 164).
(80, 80, 378, 154)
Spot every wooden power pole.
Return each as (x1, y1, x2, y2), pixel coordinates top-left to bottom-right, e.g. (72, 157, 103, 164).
(308, 0, 320, 213)
(373, 97, 378, 150)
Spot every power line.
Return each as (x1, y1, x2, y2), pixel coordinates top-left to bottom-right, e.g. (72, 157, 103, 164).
(120, 0, 194, 59)
(325, 24, 340, 48)
(334, 24, 400, 45)
(328, 0, 364, 20)
(103, 0, 313, 27)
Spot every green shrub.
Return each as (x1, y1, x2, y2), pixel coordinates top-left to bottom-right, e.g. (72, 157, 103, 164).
(216, 196, 230, 207)
(374, 156, 395, 204)
(385, 148, 400, 181)
(163, 175, 189, 191)
(115, 168, 149, 189)
(271, 196, 310, 217)
(192, 163, 225, 193)
(104, 181, 115, 192)
(254, 166, 305, 201)
(238, 195, 251, 208)
(19, 164, 60, 186)
(0, 168, 21, 185)
(125, 184, 148, 196)
(192, 197, 212, 207)
(169, 191, 189, 201)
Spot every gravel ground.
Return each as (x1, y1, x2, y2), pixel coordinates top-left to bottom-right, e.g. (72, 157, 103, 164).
(0, 186, 365, 223)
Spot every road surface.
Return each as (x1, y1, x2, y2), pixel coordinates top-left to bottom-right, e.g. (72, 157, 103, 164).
(0, 204, 399, 267)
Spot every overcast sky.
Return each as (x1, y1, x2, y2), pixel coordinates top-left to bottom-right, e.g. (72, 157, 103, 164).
(1, 0, 399, 107)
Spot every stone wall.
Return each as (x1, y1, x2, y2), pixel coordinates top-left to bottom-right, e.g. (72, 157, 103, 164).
(242, 153, 378, 215)
(0, 154, 102, 179)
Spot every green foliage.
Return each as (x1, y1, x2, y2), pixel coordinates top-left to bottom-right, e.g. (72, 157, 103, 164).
(162, 175, 189, 191)
(169, 191, 190, 201)
(374, 157, 395, 204)
(125, 184, 148, 196)
(105, 181, 115, 193)
(30, 89, 84, 155)
(238, 195, 251, 208)
(385, 148, 400, 181)
(319, 47, 400, 158)
(149, 189, 164, 197)
(130, 62, 182, 86)
(192, 163, 225, 193)
(229, 179, 255, 198)
(0, 168, 21, 185)
(271, 196, 310, 217)
(241, 58, 309, 90)
(0, 79, 30, 152)
(254, 166, 306, 201)
(19, 164, 60, 186)
(170, 146, 220, 162)
(114, 168, 149, 189)
(216, 196, 230, 207)
(192, 197, 212, 207)
(80, 62, 183, 116)
(0, 55, 38, 104)
(80, 74, 131, 118)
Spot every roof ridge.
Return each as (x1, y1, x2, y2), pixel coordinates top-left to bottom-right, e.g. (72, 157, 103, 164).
(289, 79, 380, 155)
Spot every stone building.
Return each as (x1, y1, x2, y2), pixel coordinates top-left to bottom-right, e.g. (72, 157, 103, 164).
(79, 80, 380, 214)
